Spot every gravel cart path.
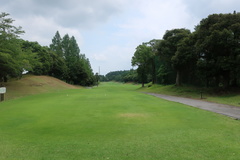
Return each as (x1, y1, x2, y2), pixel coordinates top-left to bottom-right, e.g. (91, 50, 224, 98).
(146, 93, 240, 120)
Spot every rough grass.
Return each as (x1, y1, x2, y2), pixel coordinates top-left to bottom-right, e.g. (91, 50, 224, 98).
(3, 74, 80, 100)
(0, 82, 240, 160)
(140, 84, 240, 107)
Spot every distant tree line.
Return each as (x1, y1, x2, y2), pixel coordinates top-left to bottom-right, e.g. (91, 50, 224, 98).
(101, 70, 138, 82)
(132, 12, 240, 88)
(0, 12, 96, 86)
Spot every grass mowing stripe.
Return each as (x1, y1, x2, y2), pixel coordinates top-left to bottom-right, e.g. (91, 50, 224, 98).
(0, 82, 240, 160)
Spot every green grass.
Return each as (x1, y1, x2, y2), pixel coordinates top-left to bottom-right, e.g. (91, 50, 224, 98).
(140, 84, 240, 107)
(0, 82, 240, 160)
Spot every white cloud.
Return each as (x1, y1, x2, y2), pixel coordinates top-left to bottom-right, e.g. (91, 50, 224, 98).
(90, 45, 134, 74)
(117, 0, 194, 44)
(182, 0, 240, 19)
(5, 0, 126, 29)
(2, 0, 240, 75)
(92, 54, 108, 61)
(14, 15, 84, 46)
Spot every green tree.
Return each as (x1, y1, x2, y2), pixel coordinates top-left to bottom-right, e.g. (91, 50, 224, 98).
(132, 43, 152, 87)
(123, 69, 138, 83)
(21, 41, 52, 75)
(171, 32, 196, 86)
(62, 35, 80, 84)
(144, 39, 161, 84)
(105, 70, 130, 82)
(195, 13, 240, 87)
(49, 31, 99, 86)
(0, 12, 24, 39)
(55, 33, 95, 86)
(49, 32, 68, 80)
(0, 12, 24, 82)
(48, 50, 68, 80)
(20, 40, 40, 73)
(50, 31, 63, 57)
(157, 28, 191, 85)
(77, 54, 95, 86)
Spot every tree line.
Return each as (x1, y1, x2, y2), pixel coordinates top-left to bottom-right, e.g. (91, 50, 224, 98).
(132, 12, 240, 88)
(0, 12, 96, 86)
(101, 70, 138, 83)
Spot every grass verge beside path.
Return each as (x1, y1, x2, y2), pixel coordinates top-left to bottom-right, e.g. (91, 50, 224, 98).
(0, 82, 240, 159)
(139, 84, 240, 107)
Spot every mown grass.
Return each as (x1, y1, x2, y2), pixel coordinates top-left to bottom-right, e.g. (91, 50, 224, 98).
(0, 82, 240, 160)
(140, 84, 240, 107)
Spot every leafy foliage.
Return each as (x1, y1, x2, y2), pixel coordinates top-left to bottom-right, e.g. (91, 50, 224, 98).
(132, 43, 153, 87)
(158, 28, 191, 86)
(0, 12, 96, 86)
(49, 31, 96, 86)
(0, 12, 25, 82)
(132, 12, 240, 89)
(194, 13, 240, 87)
(104, 70, 137, 83)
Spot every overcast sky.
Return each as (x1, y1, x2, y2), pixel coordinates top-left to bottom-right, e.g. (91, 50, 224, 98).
(1, 0, 240, 75)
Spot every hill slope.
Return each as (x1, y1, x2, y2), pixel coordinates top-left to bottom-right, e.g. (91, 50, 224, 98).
(3, 75, 80, 100)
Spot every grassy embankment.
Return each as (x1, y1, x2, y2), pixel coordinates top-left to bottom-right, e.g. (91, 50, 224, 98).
(139, 84, 240, 107)
(0, 80, 240, 160)
(2, 74, 80, 100)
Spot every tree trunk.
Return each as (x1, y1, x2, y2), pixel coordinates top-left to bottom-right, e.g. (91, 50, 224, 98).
(231, 77, 238, 87)
(142, 72, 145, 87)
(3, 76, 8, 82)
(176, 70, 181, 86)
(152, 59, 156, 84)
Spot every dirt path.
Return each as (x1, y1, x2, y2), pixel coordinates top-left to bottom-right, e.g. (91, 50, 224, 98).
(146, 93, 240, 120)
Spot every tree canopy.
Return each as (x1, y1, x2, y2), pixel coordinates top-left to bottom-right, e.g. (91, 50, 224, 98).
(132, 43, 153, 87)
(0, 12, 25, 82)
(2, 11, 240, 89)
(131, 12, 240, 88)
(49, 31, 96, 86)
(0, 12, 96, 86)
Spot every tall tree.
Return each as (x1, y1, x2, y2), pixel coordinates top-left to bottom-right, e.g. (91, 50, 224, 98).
(157, 28, 191, 86)
(21, 41, 52, 75)
(0, 12, 24, 39)
(52, 33, 95, 86)
(48, 50, 68, 80)
(50, 32, 95, 85)
(171, 31, 195, 86)
(50, 31, 63, 57)
(62, 34, 70, 60)
(0, 12, 24, 82)
(132, 43, 152, 87)
(144, 39, 161, 84)
(194, 13, 240, 87)
(62, 35, 81, 83)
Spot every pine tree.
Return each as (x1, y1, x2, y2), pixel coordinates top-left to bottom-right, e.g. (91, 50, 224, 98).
(50, 31, 63, 57)
(50, 31, 95, 86)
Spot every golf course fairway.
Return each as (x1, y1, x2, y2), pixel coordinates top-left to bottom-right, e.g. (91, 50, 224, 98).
(0, 82, 239, 160)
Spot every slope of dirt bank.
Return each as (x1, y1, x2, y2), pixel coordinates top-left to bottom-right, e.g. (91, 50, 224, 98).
(2, 75, 80, 100)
